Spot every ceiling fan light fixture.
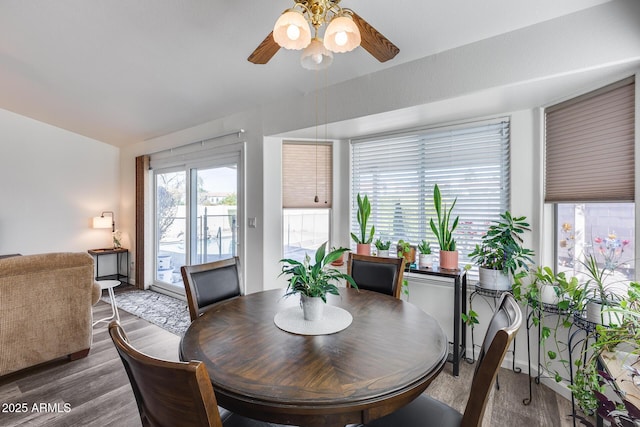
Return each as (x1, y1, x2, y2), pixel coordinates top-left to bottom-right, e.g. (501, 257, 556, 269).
(301, 38, 333, 70)
(323, 15, 360, 53)
(273, 9, 312, 50)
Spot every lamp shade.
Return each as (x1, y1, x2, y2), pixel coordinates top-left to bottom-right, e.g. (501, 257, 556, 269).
(273, 10, 311, 50)
(92, 216, 112, 229)
(323, 15, 360, 53)
(300, 38, 333, 70)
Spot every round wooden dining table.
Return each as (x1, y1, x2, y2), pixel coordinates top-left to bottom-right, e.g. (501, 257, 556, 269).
(179, 287, 448, 427)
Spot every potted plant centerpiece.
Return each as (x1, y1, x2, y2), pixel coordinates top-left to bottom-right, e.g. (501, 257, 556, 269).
(417, 240, 432, 268)
(279, 242, 357, 321)
(429, 184, 459, 270)
(374, 238, 391, 257)
(351, 193, 375, 255)
(468, 211, 534, 291)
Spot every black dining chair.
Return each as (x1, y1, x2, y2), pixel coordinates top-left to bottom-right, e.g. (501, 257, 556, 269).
(181, 257, 242, 321)
(109, 320, 292, 427)
(346, 253, 406, 299)
(358, 292, 522, 427)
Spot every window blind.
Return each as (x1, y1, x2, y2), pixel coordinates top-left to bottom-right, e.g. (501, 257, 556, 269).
(545, 77, 635, 203)
(351, 119, 510, 268)
(283, 141, 333, 208)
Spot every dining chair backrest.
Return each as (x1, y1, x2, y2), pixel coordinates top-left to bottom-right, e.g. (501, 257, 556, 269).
(347, 253, 406, 299)
(181, 257, 242, 321)
(461, 292, 522, 426)
(108, 320, 224, 427)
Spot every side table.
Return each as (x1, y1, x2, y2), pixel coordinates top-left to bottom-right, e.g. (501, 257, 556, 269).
(93, 280, 121, 326)
(88, 248, 129, 282)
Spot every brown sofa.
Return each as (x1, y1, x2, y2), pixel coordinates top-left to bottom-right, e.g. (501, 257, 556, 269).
(0, 252, 101, 376)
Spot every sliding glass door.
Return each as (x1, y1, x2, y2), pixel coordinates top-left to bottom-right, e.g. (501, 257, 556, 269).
(154, 152, 240, 296)
(191, 165, 238, 264)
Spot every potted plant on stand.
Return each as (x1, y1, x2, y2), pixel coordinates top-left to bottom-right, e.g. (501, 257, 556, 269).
(578, 253, 626, 326)
(374, 238, 391, 257)
(468, 211, 535, 291)
(279, 242, 357, 321)
(569, 281, 640, 424)
(351, 193, 375, 255)
(417, 240, 432, 268)
(429, 184, 459, 270)
(397, 239, 415, 265)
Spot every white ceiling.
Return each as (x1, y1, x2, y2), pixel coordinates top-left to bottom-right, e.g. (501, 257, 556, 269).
(0, 0, 617, 147)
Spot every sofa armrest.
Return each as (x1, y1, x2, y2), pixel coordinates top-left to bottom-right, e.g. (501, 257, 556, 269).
(92, 281, 102, 305)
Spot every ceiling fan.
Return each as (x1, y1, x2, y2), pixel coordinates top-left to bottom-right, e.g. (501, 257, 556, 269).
(248, 0, 399, 69)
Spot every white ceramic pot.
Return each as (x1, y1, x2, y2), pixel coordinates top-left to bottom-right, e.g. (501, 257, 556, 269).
(418, 253, 432, 268)
(539, 284, 561, 305)
(477, 267, 511, 291)
(585, 300, 622, 326)
(377, 249, 389, 257)
(301, 295, 324, 321)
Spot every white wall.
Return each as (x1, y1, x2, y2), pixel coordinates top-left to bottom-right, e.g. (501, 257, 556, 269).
(0, 108, 120, 258)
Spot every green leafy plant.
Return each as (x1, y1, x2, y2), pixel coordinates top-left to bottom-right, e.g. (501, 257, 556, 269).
(402, 279, 410, 298)
(461, 309, 479, 327)
(374, 238, 391, 251)
(513, 267, 578, 384)
(569, 281, 640, 418)
(279, 242, 357, 302)
(417, 240, 431, 254)
(468, 211, 535, 276)
(579, 253, 625, 308)
(351, 193, 375, 245)
(429, 184, 459, 251)
(396, 240, 411, 257)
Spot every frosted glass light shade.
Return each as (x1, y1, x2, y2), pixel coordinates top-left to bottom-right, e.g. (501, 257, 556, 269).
(273, 10, 311, 50)
(92, 216, 112, 229)
(323, 15, 360, 53)
(300, 38, 333, 70)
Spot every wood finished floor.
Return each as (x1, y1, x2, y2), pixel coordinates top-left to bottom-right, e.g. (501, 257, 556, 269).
(0, 300, 587, 426)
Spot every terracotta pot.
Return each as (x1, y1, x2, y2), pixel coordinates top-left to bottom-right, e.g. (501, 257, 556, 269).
(356, 243, 371, 256)
(439, 250, 459, 270)
(330, 253, 345, 266)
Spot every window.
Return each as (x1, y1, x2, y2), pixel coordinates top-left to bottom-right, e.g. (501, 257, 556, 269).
(282, 141, 332, 261)
(556, 203, 635, 280)
(350, 118, 510, 273)
(546, 77, 635, 280)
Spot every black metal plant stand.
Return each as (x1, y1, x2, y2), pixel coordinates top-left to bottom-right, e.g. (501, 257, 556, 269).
(523, 300, 572, 405)
(468, 285, 520, 390)
(567, 313, 600, 427)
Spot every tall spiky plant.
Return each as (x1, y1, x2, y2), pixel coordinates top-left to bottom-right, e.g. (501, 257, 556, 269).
(429, 184, 459, 251)
(351, 193, 375, 244)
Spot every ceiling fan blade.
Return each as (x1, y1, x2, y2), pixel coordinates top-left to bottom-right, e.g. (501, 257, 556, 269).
(248, 31, 281, 64)
(350, 12, 400, 63)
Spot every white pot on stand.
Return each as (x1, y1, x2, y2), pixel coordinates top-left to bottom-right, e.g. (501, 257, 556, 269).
(539, 284, 561, 305)
(478, 267, 511, 291)
(301, 295, 324, 321)
(585, 300, 622, 326)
